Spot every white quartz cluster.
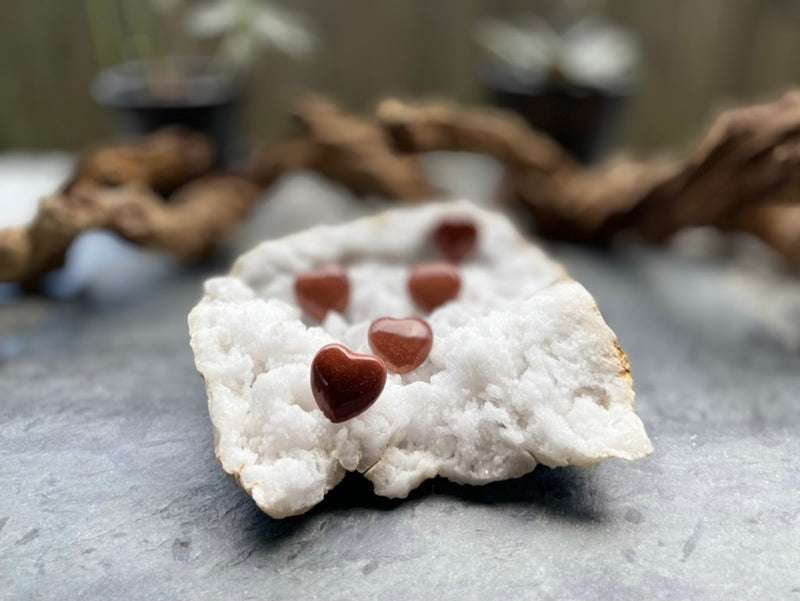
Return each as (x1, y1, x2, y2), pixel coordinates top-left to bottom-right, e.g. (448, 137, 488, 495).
(189, 202, 652, 518)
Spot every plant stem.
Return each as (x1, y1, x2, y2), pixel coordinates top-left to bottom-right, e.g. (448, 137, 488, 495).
(120, 0, 157, 61)
(85, 0, 120, 68)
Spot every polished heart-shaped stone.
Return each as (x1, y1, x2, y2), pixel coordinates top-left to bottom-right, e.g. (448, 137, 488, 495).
(408, 262, 461, 313)
(294, 264, 349, 321)
(433, 217, 477, 262)
(368, 317, 433, 374)
(311, 343, 387, 423)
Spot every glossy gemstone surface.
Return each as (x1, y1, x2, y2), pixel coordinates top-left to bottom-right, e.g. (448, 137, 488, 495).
(408, 262, 461, 313)
(310, 343, 387, 423)
(433, 217, 477, 262)
(294, 264, 349, 321)
(368, 317, 433, 374)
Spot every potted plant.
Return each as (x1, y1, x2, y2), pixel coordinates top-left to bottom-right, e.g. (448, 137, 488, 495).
(476, 13, 639, 163)
(87, 0, 314, 162)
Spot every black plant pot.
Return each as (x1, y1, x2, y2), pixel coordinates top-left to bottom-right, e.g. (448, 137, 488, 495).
(92, 58, 240, 164)
(484, 71, 631, 164)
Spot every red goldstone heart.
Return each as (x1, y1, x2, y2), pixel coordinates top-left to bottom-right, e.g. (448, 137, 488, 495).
(408, 262, 461, 313)
(368, 317, 433, 374)
(294, 264, 349, 321)
(433, 217, 477, 262)
(311, 343, 387, 423)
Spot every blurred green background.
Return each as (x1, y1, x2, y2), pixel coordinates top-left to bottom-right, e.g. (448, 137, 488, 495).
(1, 0, 800, 153)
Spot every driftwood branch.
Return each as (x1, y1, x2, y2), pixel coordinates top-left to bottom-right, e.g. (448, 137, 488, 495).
(377, 93, 800, 265)
(0, 175, 259, 287)
(65, 127, 216, 196)
(1, 126, 270, 288)
(4, 91, 800, 289)
(248, 96, 436, 200)
(721, 205, 800, 270)
(1, 97, 437, 288)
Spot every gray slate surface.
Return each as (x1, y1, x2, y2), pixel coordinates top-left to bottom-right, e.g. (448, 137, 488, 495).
(1, 157, 799, 600)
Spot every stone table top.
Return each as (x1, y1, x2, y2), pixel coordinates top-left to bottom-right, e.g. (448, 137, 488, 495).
(1, 154, 799, 600)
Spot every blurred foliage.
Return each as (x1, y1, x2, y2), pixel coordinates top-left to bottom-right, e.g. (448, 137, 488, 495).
(1, 0, 800, 151)
(84, 0, 313, 72)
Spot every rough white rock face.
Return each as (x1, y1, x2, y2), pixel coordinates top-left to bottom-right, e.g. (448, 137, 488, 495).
(189, 202, 652, 518)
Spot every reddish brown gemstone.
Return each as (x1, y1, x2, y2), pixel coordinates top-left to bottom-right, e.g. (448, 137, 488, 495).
(311, 343, 387, 423)
(408, 262, 461, 313)
(294, 264, 349, 321)
(368, 317, 433, 374)
(433, 217, 478, 262)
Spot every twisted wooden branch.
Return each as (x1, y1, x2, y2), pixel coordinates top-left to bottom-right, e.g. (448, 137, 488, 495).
(65, 127, 216, 195)
(377, 93, 800, 265)
(2, 97, 437, 288)
(5, 91, 800, 289)
(1, 128, 273, 288)
(247, 96, 436, 200)
(0, 175, 260, 287)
